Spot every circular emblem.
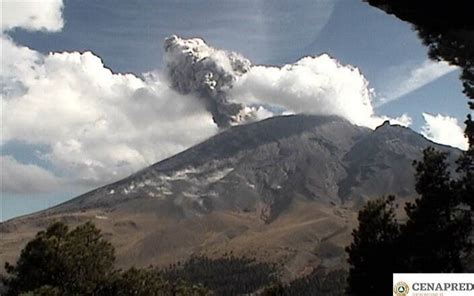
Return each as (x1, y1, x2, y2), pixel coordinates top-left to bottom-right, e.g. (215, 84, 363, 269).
(393, 281, 409, 296)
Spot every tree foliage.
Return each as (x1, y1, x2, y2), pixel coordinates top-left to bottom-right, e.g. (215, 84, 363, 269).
(457, 115, 474, 209)
(364, 0, 474, 104)
(401, 148, 472, 272)
(2, 222, 212, 296)
(107, 267, 171, 296)
(363, 1, 474, 183)
(346, 148, 472, 295)
(163, 255, 277, 295)
(18, 286, 61, 296)
(261, 269, 347, 296)
(346, 196, 400, 295)
(3, 221, 115, 296)
(351, 2, 474, 293)
(106, 267, 211, 296)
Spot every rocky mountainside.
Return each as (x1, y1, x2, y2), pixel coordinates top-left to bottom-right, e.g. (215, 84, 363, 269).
(0, 114, 461, 279)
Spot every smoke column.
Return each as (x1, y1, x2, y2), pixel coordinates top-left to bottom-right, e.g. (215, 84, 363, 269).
(164, 35, 256, 128)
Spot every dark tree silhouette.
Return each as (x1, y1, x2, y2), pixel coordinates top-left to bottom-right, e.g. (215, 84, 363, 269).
(363, 0, 474, 103)
(345, 196, 400, 295)
(346, 149, 472, 295)
(3, 221, 115, 296)
(106, 267, 171, 296)
(163, 255, 277, 295)
(2, 222, 213, 296)
(18, 286, 61, 296)
(363, 2, 474, 180)
(260, 268, 347, 296)
(362, 0, 474, 279)
(106, 267, 211, 296)
(400, 148, 472, 272)
(457, 115, 474, 209)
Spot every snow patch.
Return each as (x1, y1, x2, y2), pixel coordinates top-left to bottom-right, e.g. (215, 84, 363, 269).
(206, 167, 234, 183)
(160, 167, 200, 181)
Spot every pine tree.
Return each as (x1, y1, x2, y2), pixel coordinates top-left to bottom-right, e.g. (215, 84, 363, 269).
(400, 148, 472, 272)
(3, 221, 115, 295)
(345, 196, 400, 295)
(346, 147, 473, 294)
(457, 115, 474, 209)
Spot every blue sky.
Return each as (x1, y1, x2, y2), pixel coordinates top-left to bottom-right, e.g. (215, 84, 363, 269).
(1, 0, 470, 221)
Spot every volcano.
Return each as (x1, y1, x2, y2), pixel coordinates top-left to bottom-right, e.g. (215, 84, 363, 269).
(0, 114, 461, 279)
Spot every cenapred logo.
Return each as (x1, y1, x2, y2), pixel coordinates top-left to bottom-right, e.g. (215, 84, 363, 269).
(393, 281, 410, 296)
(393, 273, 474, 296)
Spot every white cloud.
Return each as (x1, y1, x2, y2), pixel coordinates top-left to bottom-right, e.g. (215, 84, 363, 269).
(421, 113, 468, 150)
(230, 54, 410, 129)
(377, 59, 457, 106)
(162, 36, 411, 130)
(2, 38, 218, 190)
(1, 21, 410, 194)
(379, 113, 413, 127)
(0, 0, 64, 32)
(0, 156, 63, 194)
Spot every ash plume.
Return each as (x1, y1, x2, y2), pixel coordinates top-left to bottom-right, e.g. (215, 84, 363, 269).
(164, 35, 256, 128)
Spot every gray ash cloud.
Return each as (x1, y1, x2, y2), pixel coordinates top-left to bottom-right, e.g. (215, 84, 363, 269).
(163, 35, 256, 128)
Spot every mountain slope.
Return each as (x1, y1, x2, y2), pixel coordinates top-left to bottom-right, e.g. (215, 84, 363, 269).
(0, 114, 461, 279)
